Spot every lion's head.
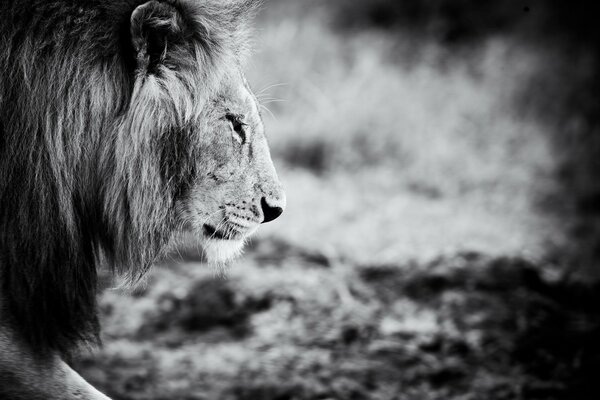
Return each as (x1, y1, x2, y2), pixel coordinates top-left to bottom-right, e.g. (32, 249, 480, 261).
(181, 73, 286, 263)
(103, 0, 285, 271)
(0, 0, 281, 355)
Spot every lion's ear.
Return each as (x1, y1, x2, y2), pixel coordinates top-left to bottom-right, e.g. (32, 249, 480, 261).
(131, 1, 187, 75)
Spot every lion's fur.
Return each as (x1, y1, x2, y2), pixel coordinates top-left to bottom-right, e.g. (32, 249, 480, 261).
(0, 0, 260, 358)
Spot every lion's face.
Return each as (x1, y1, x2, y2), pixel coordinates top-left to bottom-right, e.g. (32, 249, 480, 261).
(179, 72, 285, 263)
(100, 0, 283, 269)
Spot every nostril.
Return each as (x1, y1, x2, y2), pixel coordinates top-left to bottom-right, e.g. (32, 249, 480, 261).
(260, 197, 283, 223)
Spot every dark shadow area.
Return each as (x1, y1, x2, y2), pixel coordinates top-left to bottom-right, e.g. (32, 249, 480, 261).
(136, 278, 273, 344)
(332, 0, 530, 43)
(330, 0, 599, 48)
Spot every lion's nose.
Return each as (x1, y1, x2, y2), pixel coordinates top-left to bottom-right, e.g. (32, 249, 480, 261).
(260, 196, 283, 223)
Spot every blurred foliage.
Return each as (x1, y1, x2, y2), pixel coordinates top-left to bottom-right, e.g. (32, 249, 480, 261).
(331, 0, 600, 48)
(258, 0, 600, 277)
(332, 0, 527, 42)
(330, 0, 600, 174)
(78, 249, 600, 400)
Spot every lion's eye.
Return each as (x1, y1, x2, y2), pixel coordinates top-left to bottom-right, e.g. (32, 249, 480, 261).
(226, 114, 247, 144)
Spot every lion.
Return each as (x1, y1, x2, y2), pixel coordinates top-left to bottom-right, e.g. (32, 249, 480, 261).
(0, 0, 284, 398)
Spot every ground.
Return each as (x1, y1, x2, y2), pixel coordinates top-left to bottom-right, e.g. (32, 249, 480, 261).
(74, 1, 600, 399)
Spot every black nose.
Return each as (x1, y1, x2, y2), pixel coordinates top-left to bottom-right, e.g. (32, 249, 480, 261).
(261, 197, 283, 223)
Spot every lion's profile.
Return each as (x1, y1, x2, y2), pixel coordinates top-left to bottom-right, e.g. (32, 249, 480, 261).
(0, 0, 284, 398)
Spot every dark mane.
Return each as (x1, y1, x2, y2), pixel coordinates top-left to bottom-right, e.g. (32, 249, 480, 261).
(0, 0, 257, 357)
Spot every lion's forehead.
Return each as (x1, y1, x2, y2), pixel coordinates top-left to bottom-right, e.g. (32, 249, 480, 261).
(212, 78, 261, 123)
(239, 80, 262, 124)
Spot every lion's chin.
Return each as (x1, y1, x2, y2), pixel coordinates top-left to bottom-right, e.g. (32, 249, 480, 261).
(202, 238, 245, 264)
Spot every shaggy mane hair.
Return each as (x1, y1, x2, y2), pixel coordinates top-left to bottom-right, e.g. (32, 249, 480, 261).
(0, 0, 258, 357)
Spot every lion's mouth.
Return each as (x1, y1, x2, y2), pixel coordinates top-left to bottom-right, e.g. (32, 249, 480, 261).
(202, 224, 243, 241)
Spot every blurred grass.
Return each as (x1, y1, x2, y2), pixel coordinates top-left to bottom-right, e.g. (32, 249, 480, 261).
(76, 1, 600, 399)
(80, 251, 600, 400)
(247, 0, 564, 263)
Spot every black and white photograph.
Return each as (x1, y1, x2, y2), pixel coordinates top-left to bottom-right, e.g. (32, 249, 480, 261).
(1, 0, 599, 399)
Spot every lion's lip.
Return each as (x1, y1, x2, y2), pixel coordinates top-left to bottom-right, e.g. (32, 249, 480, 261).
(203, 224, 227, 239)
(203, 224, 242, 240)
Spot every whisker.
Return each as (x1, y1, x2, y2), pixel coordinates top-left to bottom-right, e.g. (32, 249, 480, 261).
(257, 82, 289, 96)
(256, 94, 284, 100)
(262, 99, 287, 104)
(260, 103, 276, 120)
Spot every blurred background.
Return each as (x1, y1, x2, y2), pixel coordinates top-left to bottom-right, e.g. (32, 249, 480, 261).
(76, 1, 600, 399)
